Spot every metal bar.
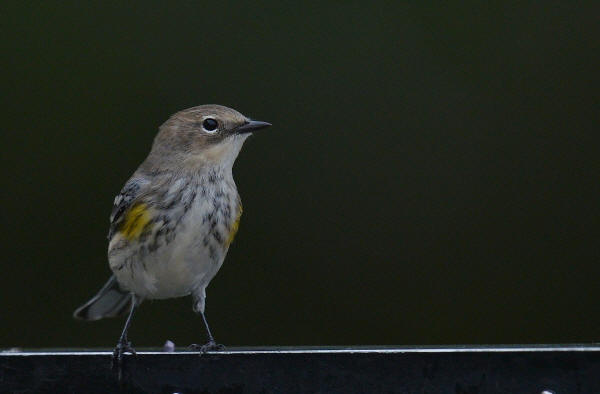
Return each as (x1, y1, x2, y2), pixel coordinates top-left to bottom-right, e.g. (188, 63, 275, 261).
(2, 345, 600, 393)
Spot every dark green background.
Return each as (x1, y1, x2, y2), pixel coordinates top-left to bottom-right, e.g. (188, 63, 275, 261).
(2, 2, 598, 348)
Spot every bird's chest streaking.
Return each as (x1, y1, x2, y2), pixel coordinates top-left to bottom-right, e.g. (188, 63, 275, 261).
(108, 169, 242, 300)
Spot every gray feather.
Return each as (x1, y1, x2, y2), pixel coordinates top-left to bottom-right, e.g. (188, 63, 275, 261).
(73, 276, 132, 321)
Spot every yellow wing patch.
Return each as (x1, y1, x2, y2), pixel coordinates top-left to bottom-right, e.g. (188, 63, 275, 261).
(226, 203, 243, 246)
(120, 203, 152, 241)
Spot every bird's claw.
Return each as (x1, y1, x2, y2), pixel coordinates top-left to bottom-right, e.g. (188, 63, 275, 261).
(188, 340, 225, 353)
(111, 340, 136, 382)
(112, 340, 136, 366)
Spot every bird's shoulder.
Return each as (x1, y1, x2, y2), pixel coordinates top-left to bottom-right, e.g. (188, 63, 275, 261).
(108, 176, 152, 240)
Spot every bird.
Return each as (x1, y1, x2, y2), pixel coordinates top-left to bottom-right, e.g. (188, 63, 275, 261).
(73, 104, 271, 362)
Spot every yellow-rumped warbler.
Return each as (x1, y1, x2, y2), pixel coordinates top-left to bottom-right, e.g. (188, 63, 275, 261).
(73, 105, 271, 362)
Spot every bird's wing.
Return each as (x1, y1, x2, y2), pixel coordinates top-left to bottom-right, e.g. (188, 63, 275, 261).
(107, 176, 151, 241)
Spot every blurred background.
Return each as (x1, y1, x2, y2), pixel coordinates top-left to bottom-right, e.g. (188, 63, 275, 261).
(1, 2, 598, 348)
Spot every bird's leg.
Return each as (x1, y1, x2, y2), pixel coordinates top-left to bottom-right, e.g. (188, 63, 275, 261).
(112, 294, 138, 369)
(200, 310, 225, 351)
(188, 310, 225, 352)
(188, 296, 225, 352)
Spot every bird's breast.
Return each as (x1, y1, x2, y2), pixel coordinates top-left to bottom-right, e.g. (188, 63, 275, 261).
(109, 170, 242, 299)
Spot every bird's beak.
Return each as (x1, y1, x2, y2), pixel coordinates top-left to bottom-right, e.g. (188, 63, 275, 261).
(235, 119, 272, 134)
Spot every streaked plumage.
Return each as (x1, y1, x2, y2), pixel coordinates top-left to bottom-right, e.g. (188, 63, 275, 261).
(73, 105, 271, 363)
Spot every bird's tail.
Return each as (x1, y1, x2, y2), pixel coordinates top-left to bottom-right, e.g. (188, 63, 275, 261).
(73, 275, 132, 321)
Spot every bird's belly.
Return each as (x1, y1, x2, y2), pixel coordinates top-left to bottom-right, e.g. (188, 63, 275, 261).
(109, 180, 239, 300)
(111, 206, 227, 299)
(148, 246, 220, 299)
(113, 234, 224, 300)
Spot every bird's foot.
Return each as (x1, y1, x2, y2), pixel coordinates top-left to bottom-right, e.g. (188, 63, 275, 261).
(112, 340, 136, 367)
(188, 340, 225, 353)
(111, 340, 136, 382)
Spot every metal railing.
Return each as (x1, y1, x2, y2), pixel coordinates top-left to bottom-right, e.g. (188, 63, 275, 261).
(2, 345, 600, 393)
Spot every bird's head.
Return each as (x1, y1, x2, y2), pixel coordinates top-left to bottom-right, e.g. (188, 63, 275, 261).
(146, 104, 271, 171)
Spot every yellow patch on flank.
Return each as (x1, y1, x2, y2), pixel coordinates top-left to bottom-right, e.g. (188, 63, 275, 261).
(226, 204, 243, 246)
(120, 203, 152, 240)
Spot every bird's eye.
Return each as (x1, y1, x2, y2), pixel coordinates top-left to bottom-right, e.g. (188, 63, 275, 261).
(202, 118, 218, 133)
